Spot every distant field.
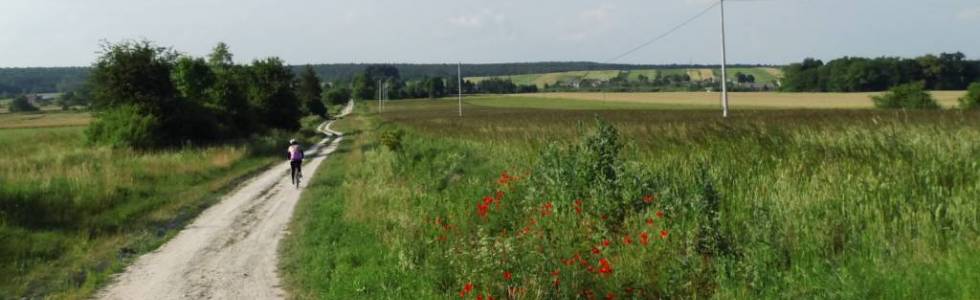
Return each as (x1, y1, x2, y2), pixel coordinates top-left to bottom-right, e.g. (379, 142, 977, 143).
(0, 111, 91, 129)
(466, 67, 781, 88)
(512, 91, 966, 109)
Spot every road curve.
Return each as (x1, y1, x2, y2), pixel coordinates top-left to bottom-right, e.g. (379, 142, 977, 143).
(98, 101, 354, 300)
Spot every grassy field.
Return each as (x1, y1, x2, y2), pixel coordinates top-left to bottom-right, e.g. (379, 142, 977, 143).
(284, 98, 980, 298)
(0, 111, 323, 298)
(466, 67, 781, 88)
(516, 91, 967, 109)
(0, 111, 92, 129)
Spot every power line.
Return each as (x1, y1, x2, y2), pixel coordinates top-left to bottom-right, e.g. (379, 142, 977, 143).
(575, 1, 721, 85)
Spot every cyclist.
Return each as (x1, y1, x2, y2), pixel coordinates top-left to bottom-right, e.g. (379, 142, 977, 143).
(287, 139, 304, 187)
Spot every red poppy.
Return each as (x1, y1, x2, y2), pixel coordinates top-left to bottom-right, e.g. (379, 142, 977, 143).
(643, 194, 654, 204)
(623, 235, 633, 245)
(601, 215, 609, 221)
(551, 269, 560, 276)
(503, 271, 512, 281)
(602, 239, 611, 247)
(483, 196, 494, 205)
(498, 171, 512, 185)
(553, 278, 560, 287)
(646, 218, 654, 225)
(541, 202, 554, 216)
(639, 232, 649, 245)
(460, 282, 474, 297)
(477, 203, 489, 218)
(660, 230, 669, 239)
(574, 199, 583, 214)
(656, 210, 665, 218)
(477, 295, 484, 300)
(591, 247, 601, 255)
(606, 292, 616, 300)
(495, 190, 505, 201)
(598, 258, 613, 275)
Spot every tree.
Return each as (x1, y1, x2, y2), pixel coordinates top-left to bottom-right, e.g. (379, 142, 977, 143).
(208, 42, 234, 69)
(172, 56, 215, 103)
(88, 40, 178, 113)
(426, 77, 446, 98)
(960, 82, 980, 109)
(247, 57, 301, 130)
(297, 65, 326, 117)
(324, 86, 352, 106)
(351, 72, 376, 100)
(872, 82, 939, 109)
(9, 95, 39, 112)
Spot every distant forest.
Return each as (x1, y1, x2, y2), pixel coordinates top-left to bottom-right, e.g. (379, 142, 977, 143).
(0, 62, 772, 95)
(780, 52, 980, 92)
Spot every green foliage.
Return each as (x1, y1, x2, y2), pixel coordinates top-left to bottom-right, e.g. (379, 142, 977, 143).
(379, 128, 404, 151)
(323, 86, 351, 106)
(85, 105, 160, 148)
(8, 95, 39, 112)
(171, 56, 215, 103)
(297, 65, 326, 117)
(247, 57, 301, 131)
(782, 52, 980, 92)
(959, 82, 980, 109)
(872, 82, 940, 109)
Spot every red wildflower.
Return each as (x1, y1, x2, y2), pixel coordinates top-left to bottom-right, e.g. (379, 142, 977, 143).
(553, 278, 560, 287)
(574, 199, 583, 214)
(498, 171, 512, 185)
(643, 194, 654, 204)
(639, 232, 649, 245)
(483, 196, 494, 205)
(495, 190, 505, 201)
(477, 295, 484, 300)
(591, 247, 601, 255)
(601, 215, 609, 221)
(598, 258, 613, 275)
(656, 210, 665, 218)
(623, 235, 633, 245)
(460, 282, 474, 298)
(646, 218, 654, 225)
(660, 230, 669, 239)
(551, 269, 560, 276)
(541, 202, 553, 216)
(437, 235, 447, 242)
(602, 239, 611, 247)
(503, 271, 512, 281)
(606, 292, 616, 300)
(477, 202, 489, 218)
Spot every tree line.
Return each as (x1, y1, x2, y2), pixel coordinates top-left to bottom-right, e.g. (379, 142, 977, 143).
(1, 62, 776, 95)
(86, 41, 329, 149)
(781, 52, 980, 92)
(345, 65, 537, 100)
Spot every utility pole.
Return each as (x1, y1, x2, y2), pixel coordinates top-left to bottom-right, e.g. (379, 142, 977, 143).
(377, 79, 382, 114)
(719, 0, 730, 118)
(457, 62, 463, 117)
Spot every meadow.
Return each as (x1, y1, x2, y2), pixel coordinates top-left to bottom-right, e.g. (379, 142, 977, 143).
(0, 111, 323, 298)
(509, 91, 967, 109)
(465, 67, 780, 88)
(284, 96, 980, 299)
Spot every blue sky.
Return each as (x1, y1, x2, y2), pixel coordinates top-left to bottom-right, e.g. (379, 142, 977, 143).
(1, 0, 978, 67)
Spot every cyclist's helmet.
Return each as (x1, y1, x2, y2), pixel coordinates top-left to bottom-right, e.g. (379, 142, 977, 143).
(289, 139, 297, 145)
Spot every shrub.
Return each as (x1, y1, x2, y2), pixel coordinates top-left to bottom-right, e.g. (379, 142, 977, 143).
(85, 105, 160, 148)
(872, 82, 939, 109)
(379, 128, 404, 151)
(9, 96, 39, 112)
(960, 82, 980, 109)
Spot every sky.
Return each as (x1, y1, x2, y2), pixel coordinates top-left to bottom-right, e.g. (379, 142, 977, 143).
(1, 0, 979, 67)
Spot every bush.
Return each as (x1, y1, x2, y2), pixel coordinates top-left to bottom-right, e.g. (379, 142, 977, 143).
(960, 82, 980, 109)
(86, 105, 160, 148)
(9, 96, 39, 112)
(379, 128, 404, 151)
(872, 82, 940, 109)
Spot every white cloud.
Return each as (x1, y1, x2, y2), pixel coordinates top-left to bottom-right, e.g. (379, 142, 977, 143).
(448, 15, 483, 27)
(447, 9, 506, 29)
(957, 7, 980, 21)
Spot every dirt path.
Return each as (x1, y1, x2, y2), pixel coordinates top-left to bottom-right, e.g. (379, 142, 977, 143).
(98, 101, 354, 300)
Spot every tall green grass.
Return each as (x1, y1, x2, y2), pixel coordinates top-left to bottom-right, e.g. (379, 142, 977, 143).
(0, 119, 324, 298)
(284, 101, 980, 298)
